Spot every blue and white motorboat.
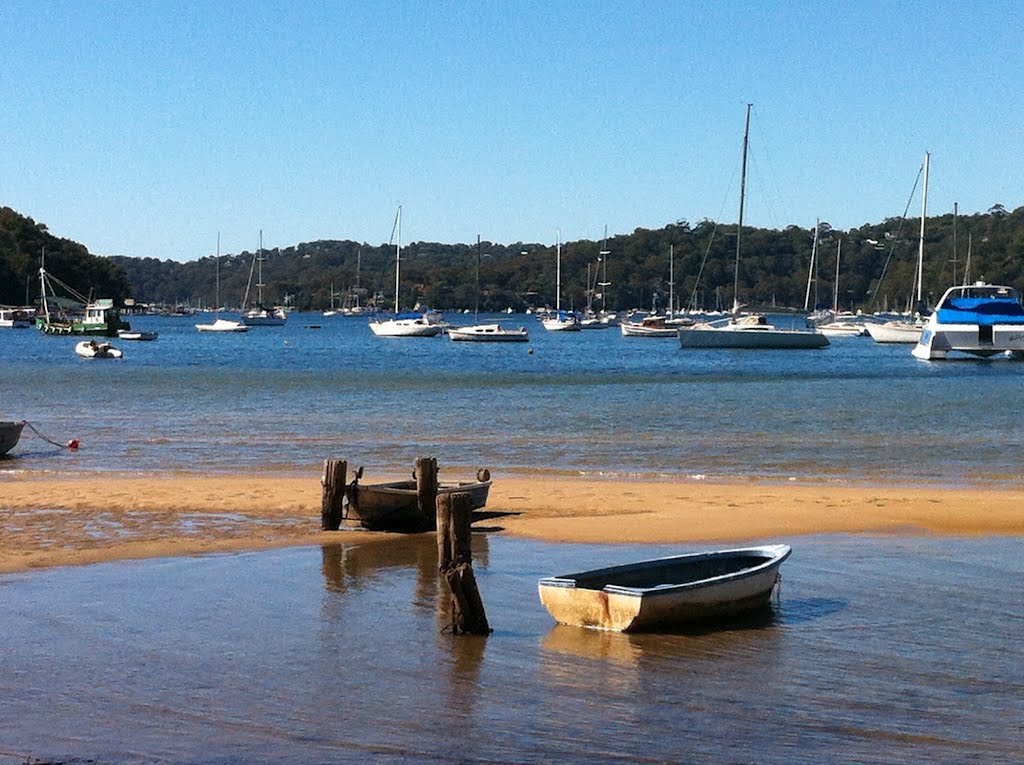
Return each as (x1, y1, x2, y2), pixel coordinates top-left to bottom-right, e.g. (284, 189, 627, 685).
(912, 282, 1024, 360)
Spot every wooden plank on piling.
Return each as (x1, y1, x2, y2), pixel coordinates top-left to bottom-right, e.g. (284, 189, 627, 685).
(321, 458, 347, 530)
(415, 456, 438, 525)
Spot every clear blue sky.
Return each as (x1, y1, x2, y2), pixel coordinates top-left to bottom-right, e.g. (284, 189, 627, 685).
(2, 1, 1021, 262)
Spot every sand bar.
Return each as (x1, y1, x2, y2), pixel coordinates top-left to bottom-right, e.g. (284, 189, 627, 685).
(0, 471, 1022, 574)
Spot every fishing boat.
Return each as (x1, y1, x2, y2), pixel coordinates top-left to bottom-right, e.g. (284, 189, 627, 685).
(370, 207, 441, 338)
(241, 231, 287, 326)
(538, 544, 791, 632)
(75, 340, 123, 358)
(449, 323, 529, 342)
(676, 106, 827, 351)
(344, 470, 493, 531)
(196, 235, 250, 333)
(36, 254, 130, 337)
(912, 282, 1024, 360)
(0, 420, 24, 456)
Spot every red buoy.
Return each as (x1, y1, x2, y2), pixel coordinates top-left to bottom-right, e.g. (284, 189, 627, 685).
(67, 439, 80, 450)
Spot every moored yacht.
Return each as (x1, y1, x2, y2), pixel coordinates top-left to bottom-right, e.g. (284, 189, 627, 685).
(912, 282, 1024, 360)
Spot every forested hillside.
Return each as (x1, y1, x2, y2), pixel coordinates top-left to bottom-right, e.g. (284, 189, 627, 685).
(3, 204, 1023, 313)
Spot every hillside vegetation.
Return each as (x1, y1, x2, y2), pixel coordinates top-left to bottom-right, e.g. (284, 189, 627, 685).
(3, 204, 1022, 313)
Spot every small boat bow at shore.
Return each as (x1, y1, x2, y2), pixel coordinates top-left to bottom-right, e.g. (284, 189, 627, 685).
(538, 544, 791, 632)
(0, 421, 25, 456)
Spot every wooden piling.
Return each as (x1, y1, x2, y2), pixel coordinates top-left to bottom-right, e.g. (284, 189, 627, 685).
(415, 456, 438, 525)
(321, 459, 347, 530)
(437, 491, 491, 635)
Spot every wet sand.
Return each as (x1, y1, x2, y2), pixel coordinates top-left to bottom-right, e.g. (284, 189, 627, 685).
(0, 471, 1022, 574)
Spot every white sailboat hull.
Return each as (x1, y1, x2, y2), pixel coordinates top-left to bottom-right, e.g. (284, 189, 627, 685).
(196, 318, 249, 332)
(678, 320, 829, 349)
(865, 322, 921, 343)
(369, 318, 441, 337)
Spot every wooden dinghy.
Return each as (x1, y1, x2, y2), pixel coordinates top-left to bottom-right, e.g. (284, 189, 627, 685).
(344, 468, 492, 531)
(538, 544, 791, 632)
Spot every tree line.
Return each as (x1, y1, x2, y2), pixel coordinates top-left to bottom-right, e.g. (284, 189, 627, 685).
(2, 203, 1023, 314)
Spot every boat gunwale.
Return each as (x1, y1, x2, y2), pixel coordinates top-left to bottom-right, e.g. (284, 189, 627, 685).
(538, 544, 791, 599)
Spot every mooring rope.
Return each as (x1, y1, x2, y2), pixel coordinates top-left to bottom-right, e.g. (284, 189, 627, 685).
(19, 420, 79, 449)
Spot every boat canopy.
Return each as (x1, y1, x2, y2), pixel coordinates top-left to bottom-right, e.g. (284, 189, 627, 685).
(935, 286, 1024, 326)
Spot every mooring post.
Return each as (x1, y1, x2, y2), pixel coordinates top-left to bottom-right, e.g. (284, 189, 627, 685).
(437, 490, 491, 635)
(321, 458, 347, 530)
(414, 456, 438, 525)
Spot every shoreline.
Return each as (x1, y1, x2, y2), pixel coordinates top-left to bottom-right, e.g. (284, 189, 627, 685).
(1, 470, 1022, 574)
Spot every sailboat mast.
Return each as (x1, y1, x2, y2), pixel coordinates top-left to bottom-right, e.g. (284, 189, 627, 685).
(599, 224, 610, 312)
(916, 152, 929, 306)
(215, 233, 221, 317)
(556, 230, 563, 311)
(669, 244, 675, 319)
(393, 206, 402, 312)
(256, 230, 264, 306)
(733, 103, 751, 314)
(833, 239, 842, 312)
(804, 220, 819, 311)
(475, 234, 481, 319)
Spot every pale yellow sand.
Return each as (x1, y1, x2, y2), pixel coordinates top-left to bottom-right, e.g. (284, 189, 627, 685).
(0, 472, 1021, 574)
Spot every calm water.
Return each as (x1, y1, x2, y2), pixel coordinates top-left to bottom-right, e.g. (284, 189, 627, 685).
(3, 316, 1024, 762)
(3, 312, 1024, 486)
(1, 535, 1022, 764)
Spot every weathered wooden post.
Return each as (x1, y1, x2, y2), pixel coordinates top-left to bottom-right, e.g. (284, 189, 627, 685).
(321, 459, 347, 530)
(415, 456, 438, 527)
(437, 490, 491, 635)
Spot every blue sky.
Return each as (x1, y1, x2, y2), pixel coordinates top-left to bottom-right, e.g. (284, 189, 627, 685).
(2, 1, 1021, 262)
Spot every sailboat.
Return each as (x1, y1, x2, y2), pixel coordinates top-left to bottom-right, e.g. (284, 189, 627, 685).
(866, 153, 930, 344)
(542, 229, 581, 331)
(323, 283, 338, 317)
(449, 235, 528, 342)
(678, 105, 828, 350)
(815, 239, 867, 336)
(369, 206, 441, 337)
(621, 245, 686, 337)
(241, 231, 287, 326)
(196, 234, 249, 332)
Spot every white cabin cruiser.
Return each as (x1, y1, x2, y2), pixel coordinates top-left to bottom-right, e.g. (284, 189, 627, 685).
(912, 282, 1024, 360)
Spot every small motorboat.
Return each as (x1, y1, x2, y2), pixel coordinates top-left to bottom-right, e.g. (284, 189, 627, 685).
(117, 329, 159, 341)
(75, 340, 123, 359)
(195, 318, 249, 333)
(0, 420, 25, 456)
(448, 323, 529, 342)
(538, 544, 791, 632)
(344, 469, 493, 531)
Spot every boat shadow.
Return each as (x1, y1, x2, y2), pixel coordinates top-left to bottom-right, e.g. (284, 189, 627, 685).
(470, 509, 521, 532)
(775, 596, 847, 625)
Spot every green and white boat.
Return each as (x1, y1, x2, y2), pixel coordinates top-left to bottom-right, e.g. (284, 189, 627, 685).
(37, 262, 130, 337)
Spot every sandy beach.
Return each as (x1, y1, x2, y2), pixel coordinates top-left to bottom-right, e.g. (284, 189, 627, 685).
(0, 471, 1022, 574)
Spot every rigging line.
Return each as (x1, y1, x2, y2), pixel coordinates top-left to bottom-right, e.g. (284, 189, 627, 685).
(871, 162, 924, 310)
